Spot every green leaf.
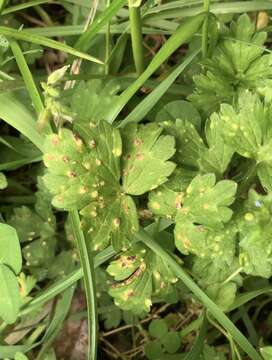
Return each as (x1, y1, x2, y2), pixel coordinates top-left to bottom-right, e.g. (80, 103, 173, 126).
(145, 341, 164, 360)
(156, 100, 201, 131)
(15, 353, 29, 360)
(122, 123, 176, 195)
(149, 168, 195, 220)
(237, 190, 272, 278)
(76, 119, 122, 182)
(161, 332, 181, 354)
(43, 128, 99, 209)
(8, 206, 55, 244)
(75, 0, 127, 52)
(138, 228, 262, 360)
(261, 346, 272, 360)
(43, 121, 139, 251)
(37, 287, 75, 359)
(47, 251, 76, 279)
(201, 344, 227, 360)
(108, 13, 205, 122)
(0, 223, 22, 274)
(23, 237, 56, 268)
(0, 26, 103, 63)
(257, 163, 272, 192)
(107, 243, 178, 313)
(159, 111, 233, 176)
(0, 93, 44, 152)
(192, 257, 242, 311)
(149, 319, 168, 339)
(81, 193, 138, 251)
(0, 263, 21, 324)
(161, 119, 205, 169)
(217, 91, 272, 191)
(120, 50, 201, 128)
(71, 80, 121, 124)
(218, 92, 267, 160)
(175, 219, 236, 263)
(198, 114, 234, 176)
(190, 14, 271, 114)
(177, 174, 237, 227)
(10, 40, 44, 115)
(0, 171, 7, 189)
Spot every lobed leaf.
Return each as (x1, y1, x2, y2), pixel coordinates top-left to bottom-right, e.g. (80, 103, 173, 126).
(122, 123, 176, 195)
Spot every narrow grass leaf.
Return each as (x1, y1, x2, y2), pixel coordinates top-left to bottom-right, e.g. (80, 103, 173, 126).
(119, 48, 200, 127)
(108, 12, 205, 123)
(0, 26, 103, 64)
(10, 40, 44, 115)
(0, 93, 44, 152)
(145, 1, 272, 20)
(70, 210, 98, 360)
(75, 0, 127, 51)
(228, 288, 272, 312)
(37, 287, 75, 360)
(2, 0, 50, 15)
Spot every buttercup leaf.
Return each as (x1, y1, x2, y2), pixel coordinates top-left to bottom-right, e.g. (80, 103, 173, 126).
(198, 114, 234, 176)
(107, 243, 178, 313)
(43, 128, 98, 210)
(161, 119, 205, 169)
(148, 168, 194, 220)
(122, 123, 176, 195)
(190, 14, 272, 114)
(180, 174, 237, 227)
(81, 193, 138, 251)
(238, 190, 272, 278)
(155, 100, 201, 130)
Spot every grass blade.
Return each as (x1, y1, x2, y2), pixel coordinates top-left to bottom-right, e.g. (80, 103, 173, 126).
(137, 228, 263, 360)
(109, 12, 205, 123)
(228, 288, 272, 312)
(184, 314, 207, 360)
(37, 287, 75, 359)
(119, 48, 200, 127)
(0, 93, 44, 152)
(0, 26, 103, 63)
(2, 0, 50, 15)
(70, 210, 98, 360)
(19, 245, 116, 317)
(75, 0, 127, 51)
(145, 1, 272, 20)
(9, 40, 44, 115)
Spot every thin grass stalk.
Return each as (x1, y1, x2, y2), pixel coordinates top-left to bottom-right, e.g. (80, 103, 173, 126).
(70, 210, 98, 360)
(129, 1, 144, 75)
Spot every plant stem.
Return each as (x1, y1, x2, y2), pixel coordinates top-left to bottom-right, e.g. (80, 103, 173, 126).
(129, 1, 144, 75)
(70, 210, 98, 360)
(105, 0, 111, 75)
(202, 0, 210, 58)
(34, 5, 54, 26)
(137, 228, 262, 360)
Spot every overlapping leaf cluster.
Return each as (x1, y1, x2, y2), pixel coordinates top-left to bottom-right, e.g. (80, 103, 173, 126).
(43, 120, 175, 251)
(42, 14, 272, 314)
(190, 14, 272, 114)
